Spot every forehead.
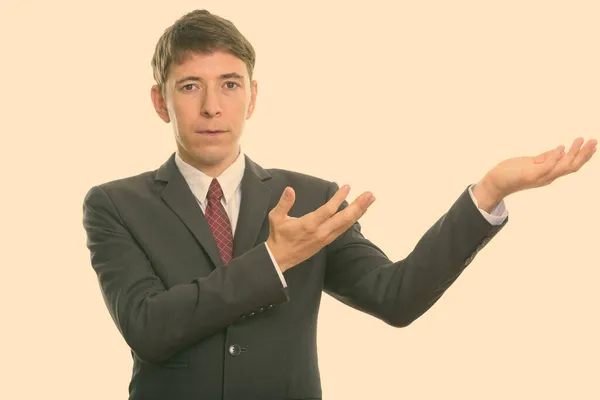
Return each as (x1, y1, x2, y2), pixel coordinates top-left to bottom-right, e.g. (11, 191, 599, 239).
(168, 50, 248, 81)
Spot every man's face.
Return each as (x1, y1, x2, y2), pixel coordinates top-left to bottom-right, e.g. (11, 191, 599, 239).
(151, 50, 257, 175)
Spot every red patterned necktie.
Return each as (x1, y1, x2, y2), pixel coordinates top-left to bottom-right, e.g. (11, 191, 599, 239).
(205, 178, 233, 265)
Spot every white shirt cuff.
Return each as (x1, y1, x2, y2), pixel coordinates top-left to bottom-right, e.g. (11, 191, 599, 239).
(264, 242, 288, 288)
(468, 184, 508, 226)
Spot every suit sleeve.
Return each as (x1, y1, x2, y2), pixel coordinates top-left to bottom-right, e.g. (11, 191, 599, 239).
(323, 182, 507, 327)
(82, 185, 289, 364)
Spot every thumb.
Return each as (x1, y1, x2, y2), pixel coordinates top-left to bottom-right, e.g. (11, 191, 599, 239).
(270, 187, 295, 220)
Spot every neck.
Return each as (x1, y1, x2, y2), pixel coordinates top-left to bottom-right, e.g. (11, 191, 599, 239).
(178, 147, 241, 178)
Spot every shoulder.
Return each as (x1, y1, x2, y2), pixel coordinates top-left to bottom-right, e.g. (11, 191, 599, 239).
(267, 167, 332, 185)
(265, 167, 339, 194)
(82, 168, 158, 209)
(258, 167, 344, 215)
(244, 154, 343, 203)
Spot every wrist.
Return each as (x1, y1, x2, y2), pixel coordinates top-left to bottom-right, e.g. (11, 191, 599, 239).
(266, 238, 292, 272)
(472, 175, 504, 213)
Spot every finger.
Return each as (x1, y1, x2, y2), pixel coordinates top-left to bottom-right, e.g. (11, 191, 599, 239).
(318, 191, 375, 241)
(532, 146, 565, 178)
(306, 184, 351, 225)
(269, 186, 296, 221)
(533, 145, 565, 165)
(563, 137, 585, 163)
(549, 137, 588, 177)
(569, 136, 586, 152)
(571, 138, 598, 171)
(537, 138, 593, 183)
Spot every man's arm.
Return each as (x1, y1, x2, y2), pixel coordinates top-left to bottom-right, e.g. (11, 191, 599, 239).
(322, 182, 507, 327)
(82, 185, 289, 364)
(322, 137, 596, 327)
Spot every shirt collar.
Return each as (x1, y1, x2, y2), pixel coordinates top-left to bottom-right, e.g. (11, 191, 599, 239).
(174, 149, 246, 204)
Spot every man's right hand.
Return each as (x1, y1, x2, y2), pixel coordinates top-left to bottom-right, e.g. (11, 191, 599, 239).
(266, 184, 376, 272)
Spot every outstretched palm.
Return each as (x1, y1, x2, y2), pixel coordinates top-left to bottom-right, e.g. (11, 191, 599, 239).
(485, 137, 597, 198)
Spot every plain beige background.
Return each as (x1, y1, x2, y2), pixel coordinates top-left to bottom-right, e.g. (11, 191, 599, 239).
(1, 1, 598, 399)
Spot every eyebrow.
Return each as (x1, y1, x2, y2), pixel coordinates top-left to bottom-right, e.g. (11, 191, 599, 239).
(175, 73, 245, 85)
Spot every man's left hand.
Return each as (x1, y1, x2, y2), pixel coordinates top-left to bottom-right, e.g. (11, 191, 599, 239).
(472, 137, 597, 212)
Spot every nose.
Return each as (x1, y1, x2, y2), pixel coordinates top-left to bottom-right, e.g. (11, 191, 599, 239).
(200, 87, 222, 117)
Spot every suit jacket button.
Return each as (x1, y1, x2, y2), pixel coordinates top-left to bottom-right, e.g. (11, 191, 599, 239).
(228, 344, 241, 356)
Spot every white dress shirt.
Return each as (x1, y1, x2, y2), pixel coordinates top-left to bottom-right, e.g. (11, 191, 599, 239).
(175, 149, 509, 290)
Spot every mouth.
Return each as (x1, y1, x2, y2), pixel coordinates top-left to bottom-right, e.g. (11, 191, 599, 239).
(196, 130, 227, 135)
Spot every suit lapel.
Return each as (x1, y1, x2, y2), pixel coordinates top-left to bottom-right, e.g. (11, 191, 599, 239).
(233, 155, 274, 258)
(155, 154, 224, 268)
(154, 153, 275, 268)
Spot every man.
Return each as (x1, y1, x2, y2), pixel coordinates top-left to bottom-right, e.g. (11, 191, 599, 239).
(82, 9, 596, 400)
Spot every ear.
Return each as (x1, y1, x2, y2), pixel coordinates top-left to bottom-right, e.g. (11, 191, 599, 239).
(245, 79, 258, 119)
(151, 84, 170, 123)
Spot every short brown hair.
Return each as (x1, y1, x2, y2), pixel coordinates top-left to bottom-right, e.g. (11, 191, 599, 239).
(151, 9, 256, 95)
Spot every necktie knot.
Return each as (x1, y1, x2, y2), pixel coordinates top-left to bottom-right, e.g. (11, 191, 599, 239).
(208, 178, 224, 203)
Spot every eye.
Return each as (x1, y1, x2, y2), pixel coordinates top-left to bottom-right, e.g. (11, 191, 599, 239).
(182, 84, 196, 91)
(224, 81, 239, 89)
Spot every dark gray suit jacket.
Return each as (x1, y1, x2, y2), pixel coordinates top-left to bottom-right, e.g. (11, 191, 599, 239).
(82, 153, 507, 400)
